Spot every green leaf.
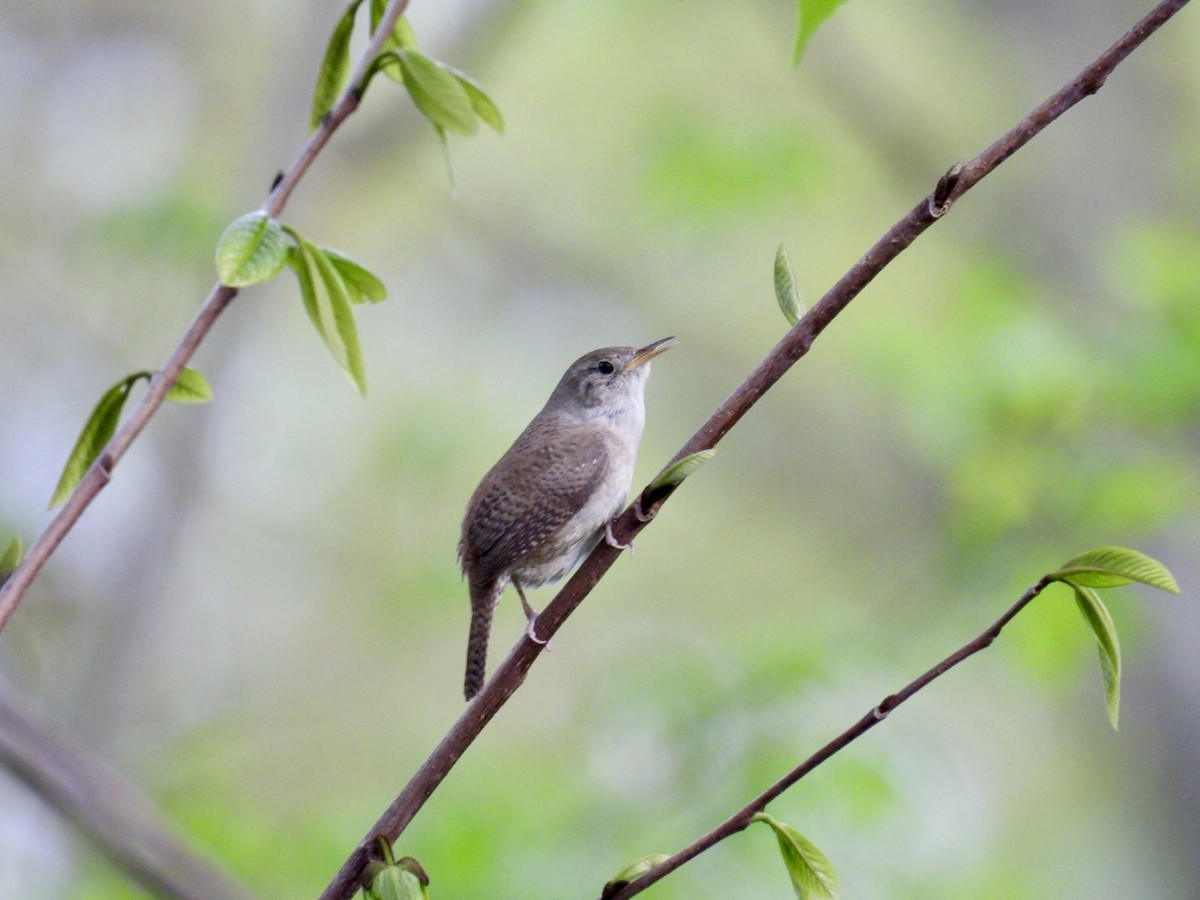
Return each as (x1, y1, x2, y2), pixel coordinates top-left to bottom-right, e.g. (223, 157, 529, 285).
(215, 212, 288, 287)
(0, 537, 22, 581)
(1049, 546, 1180, 593)
(310, 0, 363, 129)
(775, 243, 803, 326)
(50, 373, 149, 508)
(754, 813, 838, 900)
(601, 854, 669, 898)
(649, 449, 717, 493)
(1072, 585, 1122, 730)
(287, 235, 367, 395)
(792, 0, 848, 64)
(165, 368, 213, 403)
(366, 4, 417, 85)
(324, 249, 387, 304)
(443, 65, 505, 133)
(398, 50, 478, 136)
(370, 1, 417, 48)
(364, 866, 427, 900)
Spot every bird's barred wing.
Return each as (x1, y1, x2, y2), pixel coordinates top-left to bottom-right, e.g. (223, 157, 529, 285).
(463, 427, 611, 585)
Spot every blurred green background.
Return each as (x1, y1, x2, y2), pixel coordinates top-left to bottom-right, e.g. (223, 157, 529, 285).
(2, 1, 1198, 897)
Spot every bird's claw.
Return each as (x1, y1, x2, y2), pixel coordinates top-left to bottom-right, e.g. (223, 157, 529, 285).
(604, 519, 633, 554)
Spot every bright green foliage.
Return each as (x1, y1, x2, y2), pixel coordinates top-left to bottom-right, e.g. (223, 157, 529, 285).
(364, 866, 428, 900)
(1071, 585, 1122, 729)
(601, 854, 669, 897)
(50, 368, 215, 508)
(1049, 545, 1180, 593)
(362, 839, 428, 900)
(0, 537, 21, 580)
(775, 243, 803, 326)
(1047, 547, 1178, 731)
(166, 368, 214, 403)
(286, 232, 369, 395)
(324, 248, 389, 304)
(792, 0, 850, 63)
(398, 50, 478, 136)
(753, 813, 839, 899)
(310, 0, 363, 128)
(49, 374, 141, 509)
(443, 65, 506, 134)
(649, 449, 717, 492)
(327, 3, 502, 158)
(370, 0, 418, 56)
(213, 209, 384, 393)
(214, 212, 288, 287)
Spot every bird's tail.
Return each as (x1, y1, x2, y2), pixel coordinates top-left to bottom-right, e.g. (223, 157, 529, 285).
(464, 581, 500, 701)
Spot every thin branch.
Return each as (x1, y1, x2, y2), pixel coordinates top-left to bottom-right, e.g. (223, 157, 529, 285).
(317, 0, 1191, 895)
(0, 682, 252, 900)
(606, 576, 1052, 898)
(0, 0, 412, 635)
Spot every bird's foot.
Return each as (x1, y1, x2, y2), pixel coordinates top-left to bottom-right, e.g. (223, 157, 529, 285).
(604, 518, 633, 554)
(520, 593, 551, 647)
(632, 495, 657, 523)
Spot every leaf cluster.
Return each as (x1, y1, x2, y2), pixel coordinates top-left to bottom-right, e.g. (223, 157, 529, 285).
(312, 0, 503, 147)
(214, 212, 385, 395)
(49, 369, 212, 509)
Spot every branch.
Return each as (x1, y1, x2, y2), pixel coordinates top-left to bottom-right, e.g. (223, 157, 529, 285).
(605, 577, 1051, 898)
(318, 0, 1192, 895)
(0, 0, 413, 635)
(0, 682, 253, 900)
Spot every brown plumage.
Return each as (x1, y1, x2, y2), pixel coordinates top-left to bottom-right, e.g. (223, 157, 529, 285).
(458, 338, 674, 700)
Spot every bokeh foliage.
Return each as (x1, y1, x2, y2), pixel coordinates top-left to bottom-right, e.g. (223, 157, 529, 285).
(0, 1, 1197, 898)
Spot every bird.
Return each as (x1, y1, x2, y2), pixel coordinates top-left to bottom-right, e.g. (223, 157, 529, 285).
(458, 337, 675, 700)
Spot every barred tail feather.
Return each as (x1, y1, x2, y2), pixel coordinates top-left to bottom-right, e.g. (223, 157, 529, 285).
(464, 582, 500, 701)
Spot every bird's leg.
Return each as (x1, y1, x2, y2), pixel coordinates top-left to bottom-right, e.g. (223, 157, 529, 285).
(603, 517, 633, 554)
(515, 582, 550, 647)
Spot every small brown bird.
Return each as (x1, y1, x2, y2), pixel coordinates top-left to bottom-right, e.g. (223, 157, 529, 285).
(458, 337, 674, 700)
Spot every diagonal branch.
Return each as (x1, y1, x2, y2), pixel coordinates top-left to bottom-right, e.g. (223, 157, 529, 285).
(0, 0, 413, 635)
(317, 0, 1192, 895)
(605, 576, 1052, 898)
(0, 682, 253, 900)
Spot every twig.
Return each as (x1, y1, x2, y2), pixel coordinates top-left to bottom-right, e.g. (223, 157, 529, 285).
(0, 682, 253, 900)
(317, 0, 1191, 895)
(605, 577, 1051, 897)
(0, 0, 413, 635)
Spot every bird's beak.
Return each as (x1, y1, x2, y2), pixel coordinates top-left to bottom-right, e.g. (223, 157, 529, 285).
(626, 336, 676, 370)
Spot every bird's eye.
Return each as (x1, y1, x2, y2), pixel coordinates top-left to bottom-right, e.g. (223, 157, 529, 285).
(596, 360, 616, 375)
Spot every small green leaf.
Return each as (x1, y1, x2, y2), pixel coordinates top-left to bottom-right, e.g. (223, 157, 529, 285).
(601, 854, 670, 898)
(444, 65, 505, 133)
(50, 373, 149, 508)
(398, 50, 478, 136)
(364, 866, 427, 900)
(1049, 546, 1180, 593)
(754, 813, 838, 900)
(390, 15, 417, 51)
(287, 235, 367, 395)
(370, 1, 417, 49)
(775, 243, 803, 326)
(792, 0, 848, 64)
(1072, 585, 1122, 730)
(1, 537, 22, 581)
(165, 368, 213, 404)
(365, 4, 416, 85)
(215, 212, 288, 287)
(310, 0, 363, 129)
(650, 449, 717, 493)
(324, 249, 387, 304)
